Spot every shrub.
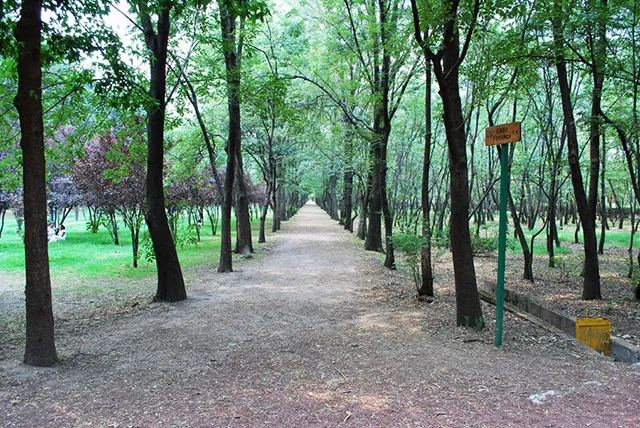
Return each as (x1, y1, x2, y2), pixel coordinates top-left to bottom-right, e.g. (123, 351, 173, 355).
(392, 233, 424, 289)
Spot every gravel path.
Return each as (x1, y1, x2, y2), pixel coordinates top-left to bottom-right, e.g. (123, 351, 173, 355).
(1, 201, 639, 427)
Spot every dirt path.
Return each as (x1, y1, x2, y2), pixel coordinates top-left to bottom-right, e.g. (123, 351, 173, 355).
(1, 202, 639, 427)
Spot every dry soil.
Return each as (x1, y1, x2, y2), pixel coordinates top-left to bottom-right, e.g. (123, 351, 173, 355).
(1, 202, 639, 427)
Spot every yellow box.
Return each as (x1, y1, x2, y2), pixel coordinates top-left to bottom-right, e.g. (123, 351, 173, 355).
(576, 317, 611, 356)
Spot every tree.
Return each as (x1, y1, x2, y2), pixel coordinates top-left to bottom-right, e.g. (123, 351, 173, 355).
(243, 17, 304, 243)
(13, 0, 58, 366)
(410, 0, 484, 327)
(132, 0, 187, 301)
(419, 62, 434, 296)
(217, 0, 268, 272)
(73, 134, 120, 243)
(75, 128, 147, 266)
(108, 128, 147, 268)
(551, 0, 601, 299)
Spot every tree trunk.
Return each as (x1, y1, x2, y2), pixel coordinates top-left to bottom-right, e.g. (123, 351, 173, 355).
(547, 178, 559, 267)
(356, 190, 367, 240)
(141, 7, 186, 302)
(343, 170, 354, 232)
(419, 63, 434, 296)
(552, 6, 601, 299)
(14, 0, 58, 366)
(365, 146, 384, 252)
(598, 131, 607, 254)
(272, 184, 280, 232)
(234, 153, 253, 255)
(438, 73, 484, 327)
(587, 0, 607, 229)
(258, 185, 271, 243)
(0, 206, 6, 238)
(218, 2, 240, 272)
(327, 173, 339, 220)
(414, 0, 484, 325)
(509, 193, 533, 281)
(379, 130, 395, 270)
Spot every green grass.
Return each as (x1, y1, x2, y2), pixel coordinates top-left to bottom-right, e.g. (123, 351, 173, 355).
(0, 210, 266, 284)
(475, 219, 640, 257)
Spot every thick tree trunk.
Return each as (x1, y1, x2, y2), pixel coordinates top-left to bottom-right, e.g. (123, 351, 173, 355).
(142, 8, 186, 302)
(553, 8, 601, 299)
(234, 153, 253, 255)
(14, 0, 58, 366)
(218, 3, 240, 273)
(413, 0, 485, 324)
(438, 74, 484, 327)
(356, 190, 367, 240)
(277, 186, 287, 222)
(379, 130, 395, 270)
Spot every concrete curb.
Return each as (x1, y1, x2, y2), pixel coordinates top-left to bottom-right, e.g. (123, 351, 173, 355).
(479, 283, 640, 364)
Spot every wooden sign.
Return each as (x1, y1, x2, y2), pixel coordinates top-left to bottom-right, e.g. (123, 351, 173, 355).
(485, 122, 521, 146)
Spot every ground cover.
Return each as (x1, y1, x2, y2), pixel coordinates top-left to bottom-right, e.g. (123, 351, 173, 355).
(1, 202, 638, 426)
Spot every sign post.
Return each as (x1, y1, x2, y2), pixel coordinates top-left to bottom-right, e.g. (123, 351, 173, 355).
(485, 122, 521, 347)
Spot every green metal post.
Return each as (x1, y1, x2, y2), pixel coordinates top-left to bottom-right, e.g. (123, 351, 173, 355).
(495, 144, 509, 347)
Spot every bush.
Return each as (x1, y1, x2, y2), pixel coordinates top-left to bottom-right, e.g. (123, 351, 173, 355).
(392, 233, 424, 288)
(471, 235, 498, 255)
(433, 229, 449, 249)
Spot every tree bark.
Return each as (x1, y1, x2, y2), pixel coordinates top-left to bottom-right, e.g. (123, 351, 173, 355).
(418, 62, 434, 296)
(587, 0, 607, 228)
(552, 5, 601, 299)
(343, 170, 354, 232)
(365, 143, 384, 252)
(141, 6, 186, 302)
(258, 185, 271, 243)
(218, 1, 240, 272)
(14, 0, 58, 366)
(411, 0, 484, 326)
(327, 173, 339, 220)
(598, 131, 607, 254)
(234, 152, 253, 255)
(356, 188, 367, 240)
(438, 72, 484, 326)
(509, 193, 533, 281)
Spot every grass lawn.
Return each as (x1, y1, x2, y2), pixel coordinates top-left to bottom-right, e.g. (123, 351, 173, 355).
(0, 209, 266, 285)
(470, 219, 640, 257)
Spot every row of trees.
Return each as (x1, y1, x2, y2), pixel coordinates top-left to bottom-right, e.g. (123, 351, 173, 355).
(0, 0, 308, 366)
(4, 0, 640, 365)
(310, 0, 640, 328)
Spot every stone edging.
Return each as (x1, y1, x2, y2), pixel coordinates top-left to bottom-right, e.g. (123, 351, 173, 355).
(479, 282, 640, 364)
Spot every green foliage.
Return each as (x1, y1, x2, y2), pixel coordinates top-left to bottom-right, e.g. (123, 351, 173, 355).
(0, 209, 264, 281)
(471, 235, 499, 255)
(392, 233, 424, 288)
(433, 229, 450, 249)
(140, 231, 155, 263)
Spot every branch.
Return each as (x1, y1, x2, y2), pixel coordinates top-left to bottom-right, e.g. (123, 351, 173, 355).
(112, 3, 144, 33)
(343, 0, 374, 86)
(444, 0, 480, 81)
(287, 74, 373, 133)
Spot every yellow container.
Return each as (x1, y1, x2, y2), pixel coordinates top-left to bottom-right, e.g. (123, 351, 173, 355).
(576, 317, 611, 356)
